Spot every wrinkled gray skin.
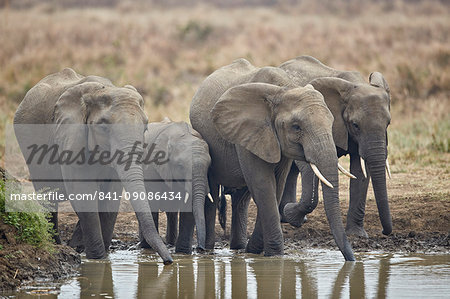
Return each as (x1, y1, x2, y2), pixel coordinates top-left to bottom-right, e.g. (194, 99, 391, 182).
(279, 56, 392, 237)
(13, 68, 172, 264)
(190, 59, 354, 260)
(137, 120, 211, 253)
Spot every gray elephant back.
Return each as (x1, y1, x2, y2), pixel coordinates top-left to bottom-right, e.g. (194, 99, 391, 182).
(190, 58, 257, 121)
(147, 121, 204, 143)
(190, 59, 255, 146)
(280, 55, 366, 85)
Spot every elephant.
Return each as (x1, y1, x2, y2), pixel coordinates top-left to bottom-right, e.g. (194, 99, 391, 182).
(137, 119, 212, 253)
(279, 55, 392, 238)
(190, 58, 355, 260)
(13, 68, 172, 264)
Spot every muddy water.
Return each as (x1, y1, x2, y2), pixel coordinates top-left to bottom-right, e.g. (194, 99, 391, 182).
(6, 249, 450, 298)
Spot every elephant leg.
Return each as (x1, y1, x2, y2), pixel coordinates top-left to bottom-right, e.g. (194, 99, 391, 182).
(166, 212, 178, 246)
(204, 197, 216, 249)
(68, 220, 85, 252)
(246, 212, 264, 254)
(98, 210, 119, 251)
(139, 212, 159, 249)
(175, 212, 195, 254)
(279, 163, 299, 223)
(205, 175, 219, 250)
(237, 147, 283, 256)
(97, 180, 121, 250)
(50, 211, 62, 244)
(283, 161, 319, 227)
(230, 187, 251, 250)
(346, 153, 370, 238)
(71, 180, 122, 251)
(63, 176, 106, 259)
(75, 211, 106, 259)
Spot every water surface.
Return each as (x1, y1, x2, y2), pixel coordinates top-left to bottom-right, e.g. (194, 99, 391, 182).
(5, 249, 450, 298)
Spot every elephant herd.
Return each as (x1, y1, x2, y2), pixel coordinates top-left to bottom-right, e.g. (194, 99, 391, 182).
(13, 55, 392, 264)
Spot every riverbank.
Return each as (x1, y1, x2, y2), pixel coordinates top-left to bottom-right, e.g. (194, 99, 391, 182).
(0, 219, 80, 292)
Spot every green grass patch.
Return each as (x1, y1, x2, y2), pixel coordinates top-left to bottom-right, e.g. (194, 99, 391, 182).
(388, 115, 450, 167)
(0, 180, 55, 250)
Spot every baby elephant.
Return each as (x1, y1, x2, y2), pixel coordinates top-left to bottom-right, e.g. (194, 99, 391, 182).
(70, 119, 211, 254)
(138, 119, 212, 254)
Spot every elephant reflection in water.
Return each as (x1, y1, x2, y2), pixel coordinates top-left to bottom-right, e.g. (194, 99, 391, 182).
(136, 256, 391, 298)
(74, 255, 391, 298)
(330, 256, 391, 299)
(78, 262, 114, 298)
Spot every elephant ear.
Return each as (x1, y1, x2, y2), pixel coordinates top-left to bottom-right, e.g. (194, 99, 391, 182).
(369, 72, 390, 94)
(309, 77, 354, 151)
(53, 82, 105, 153)
(211, 83, 282, 163)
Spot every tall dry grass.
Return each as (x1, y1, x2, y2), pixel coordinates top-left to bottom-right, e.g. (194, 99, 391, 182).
(0, 2, 448, 174)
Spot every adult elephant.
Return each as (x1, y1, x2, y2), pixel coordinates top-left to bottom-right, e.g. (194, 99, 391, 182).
(190, 59, 355, 261)
(13, 68, 172, 264)
(279, 56, 392, 238)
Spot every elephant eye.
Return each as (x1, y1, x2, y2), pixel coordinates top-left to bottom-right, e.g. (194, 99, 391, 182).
(352, 122, 359, 130)
(292, 124, 301, 131)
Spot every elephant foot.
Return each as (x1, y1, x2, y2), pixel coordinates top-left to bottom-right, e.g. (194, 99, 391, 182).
(280, 213, 289, 223)
(246, 243, 263, 254)
(263, 247, 284, 256)
(139, 239, 152, 249)
(85, 248, 107, 259)
(196, 245, 206, 253)
(230, 241, 246, 250)
(245, 237, 264, 254)
(346, 225, 369, 238)
(74, 245, 85, 253)
(175, 245, 193, 254)
(283, 203, 308, 228)
(53, 234, 62, 245)
(205, 240, 215, 250)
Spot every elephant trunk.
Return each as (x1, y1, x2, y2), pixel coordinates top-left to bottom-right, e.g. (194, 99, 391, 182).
(318, 159, 355, 261)
(303, 134, 355, 261)
(115, 141, 173, 265)
(365, 145, 392, 235)
(192, 170, 208, 250)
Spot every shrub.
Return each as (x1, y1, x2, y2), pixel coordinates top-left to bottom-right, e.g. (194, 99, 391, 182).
(0, 180, 55, 250)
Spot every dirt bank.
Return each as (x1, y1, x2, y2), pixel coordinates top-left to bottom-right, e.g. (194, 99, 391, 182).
(0, 220, 80, 292)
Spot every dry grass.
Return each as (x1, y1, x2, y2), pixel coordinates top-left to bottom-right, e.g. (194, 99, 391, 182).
(0, 2, 448, 186)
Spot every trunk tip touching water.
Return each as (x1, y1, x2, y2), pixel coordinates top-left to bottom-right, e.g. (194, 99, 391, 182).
(163, 258, 173, 265)
(367, 157, 393, 236)
(320, 173, 356, 262)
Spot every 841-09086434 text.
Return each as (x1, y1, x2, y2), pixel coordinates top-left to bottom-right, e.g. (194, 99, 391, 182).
(9, 191, 186, 202)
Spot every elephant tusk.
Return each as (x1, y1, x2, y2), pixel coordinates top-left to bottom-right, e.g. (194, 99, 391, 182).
(207, 193, 214, 203)
(310, 163, 334, 189)
(386, 158, 392, 179)
(185, 192, 190, 203)
(360, 157, 367, 179)
(338, 163, 357, 179)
